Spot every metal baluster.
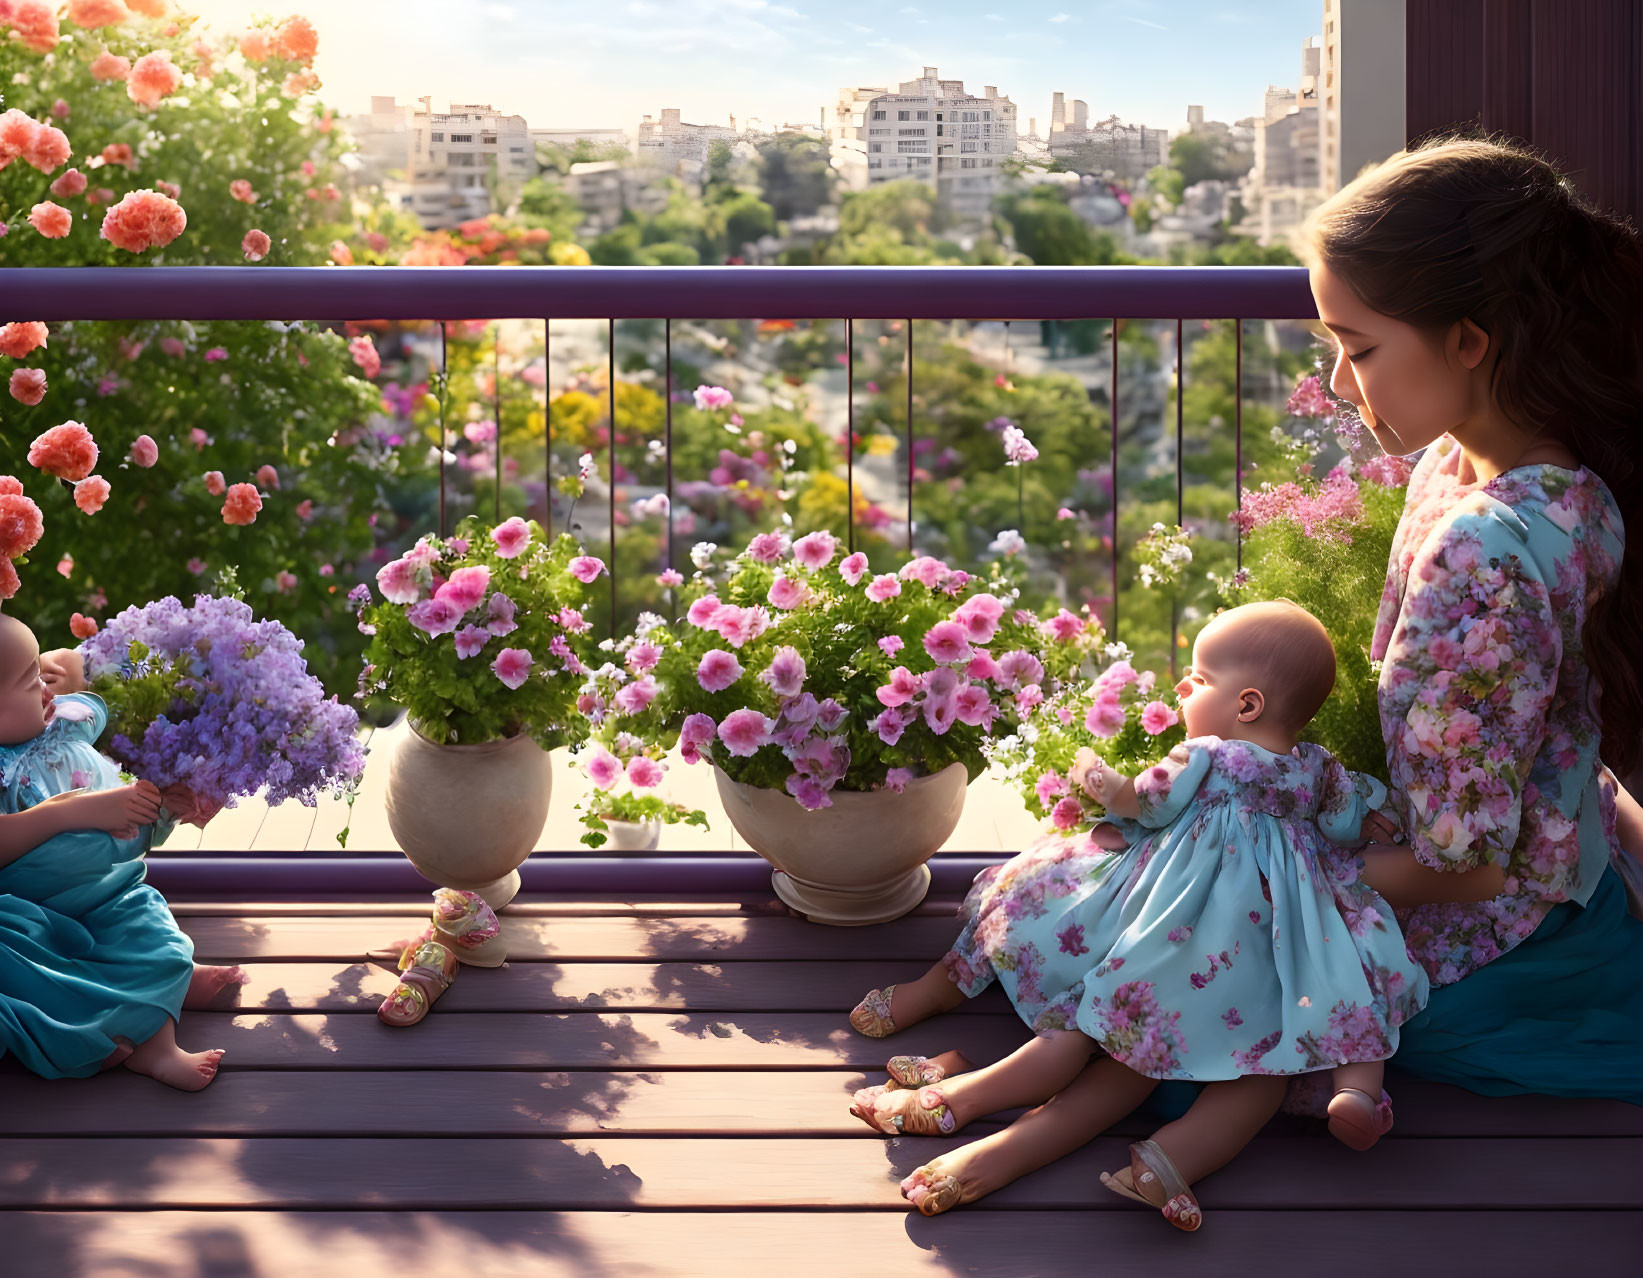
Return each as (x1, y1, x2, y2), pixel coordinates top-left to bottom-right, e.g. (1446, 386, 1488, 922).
(905, 318, 914, 556)
(846, 317, 855, 556)
(607, 318, 617, 641)
(1173, 317, 1183, 679)
(438, 321, 448, 540)
(492, 324, 502, 524)
(665, 317, 675, 623)
(544, 317, 552, 535)
(1110, 318, 1120, 642)
(1235, 320, 1243, 575)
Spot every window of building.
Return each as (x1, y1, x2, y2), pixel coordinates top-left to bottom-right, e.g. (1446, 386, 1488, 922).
(935, 112, 943, 121)
(897, 140, 924, 152)
(983, 110, 991, 120)
(872, 110, 886, 120)
(431, 132, 444, 142)
(961, 140, 977, 152)
(869, 127, 889, 135)
(960, 157, 977, 169)
(869, 142, 883, 152)
(916, 110, 929, 120)
(509, 145, 526, 153)
(450, 133, 473, 143)
(900, 128, 925, 136)
(936, 125, 943, 136)
(897, 110, 910, 120)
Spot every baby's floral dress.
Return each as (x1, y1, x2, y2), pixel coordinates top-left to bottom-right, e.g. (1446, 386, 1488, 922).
(944, 736, 1430, 1082)
(1373, 438, 1625, 986)
(0, 693, 193, 1079)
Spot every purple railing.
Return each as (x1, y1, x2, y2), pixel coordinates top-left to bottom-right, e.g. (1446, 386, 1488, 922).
(1, 266, 1320, 896)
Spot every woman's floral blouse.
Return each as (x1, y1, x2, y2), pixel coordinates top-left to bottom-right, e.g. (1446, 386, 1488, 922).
(1373, 436, 1624, 985)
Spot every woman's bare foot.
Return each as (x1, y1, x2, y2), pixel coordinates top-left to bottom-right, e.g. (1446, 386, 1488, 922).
(122, 1019, 225, 1092)
(182, 964, 249, 1010)
(898, 1137, 1018, 1215)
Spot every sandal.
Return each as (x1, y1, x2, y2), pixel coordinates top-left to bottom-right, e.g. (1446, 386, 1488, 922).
(431, 887, 507, 967)
(902, 1165, 964, 1216)
(377, 937, 459, 1027)
(1327, 1087, 1394, 1151)
(851, 1083, 958, 1136)
(886, 1054, 949, 1088)
(848, 985, 897, 1038)
(1100, 1140, 1201, 1232)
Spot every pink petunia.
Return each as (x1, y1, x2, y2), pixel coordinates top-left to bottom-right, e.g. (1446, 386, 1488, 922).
(376, 556, 428, 604)
(900, 556, 948, 588)
(687, 595, 724, 628)
(865, 573, 901, 603)
(434, 564, 491, 613)
(453, 625, 489, 659)
(1045, 608, 1084, 643)
(875, 666, 923, 708)
(791, 530, 837, 570)
(626, 640, 662, 673)
(626, 755, 664, 788)
(839, 551, 869, 586)
(1140, 700, 1180, 735)
(348, 335, 380, 379)
(657, 568, 684, 587)
(767, 576, 809, 610)
(405, 597, 461, 636)
(922, 619, 973, 665)
(953, 684, 993, 727)
(486, 592, 517, 635)
(1035, 770, 1070, 807)
(884, 767, 916, 794)
(786, 775, 831, 810)
(878, 635, 904, 657)
(585, 745, 622, 789)
(679, 712, 718, 765)
(760, 645, 806, 698)
(1084, 690, 1126, 738)
(717, 708, 773, 757)
(870, 707, 911, 746)
(696, 648, 743, 693)
(569, 555, 605, 583)
(73, 475, 111, 514)
(614, 675, 657, 715)
(1015, 683, 1044, 713)
(922, 694, 957, 735)
(8, 369, 47, 406)
(492, 647, 533, 690)
(693, 384, 733, 411)
(715, 605, 769, 648)
(128, 434, 158, 467)
(746, 532, 788, 563)
(490, 516, 531, 558)
(1051, 797, 1085, 830)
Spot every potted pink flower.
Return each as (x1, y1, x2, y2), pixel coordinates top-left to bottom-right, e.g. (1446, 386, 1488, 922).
(353, 513, 607, 907)
(608, 530, 1085, 923)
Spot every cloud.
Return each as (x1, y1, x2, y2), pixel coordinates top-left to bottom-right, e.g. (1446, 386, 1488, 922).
(1050, 12, 1074, 21)
(1124, 16, 1169, 31)
(481, 1, 516, 15)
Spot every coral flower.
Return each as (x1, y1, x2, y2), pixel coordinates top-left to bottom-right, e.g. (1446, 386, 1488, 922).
(69, 613, 99, 640)
(229, 178, 255, 203)
(0, 558, 18, 601)
(255, 463, 280, 490)
(100, 189, 186, 251)
(329, 240, 353, 266)
(25, 123, 70, 173)
(9, 3, 60, 53)
(242, 228, 270, 261)
(0, 108, 37, 163)
(50, 168, 87, 198)
(67, 0, 130, 27)
(101, 142, 134, 168)
(91, 50, 133, 81)
(73, 475, 111, 514)
(0, 491, 46, 559)
(127, 51, 183, 107)
(0, 322, 48, 359)
(239, 30, 270, 61)
(28, 422, 98, 480)
(203, 470, 225, 495)
(272, 15, 319, 63)
(222, 482, 261, 525)
(347, 335, 380, 378)
(127, 0, 167, 15)
(8, 369, 47, 406)
(123, 434, 158, 468)
(28, 201, 72, 238)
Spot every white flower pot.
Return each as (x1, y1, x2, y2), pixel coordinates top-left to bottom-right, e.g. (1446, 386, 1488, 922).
(712, 762, 968, 926)
(384, 720, 553, 910)
(602, 817, 663, 851)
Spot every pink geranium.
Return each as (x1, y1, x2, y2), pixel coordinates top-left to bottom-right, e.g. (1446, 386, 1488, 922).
(692, 384, 733, 411)
(717, 708, 773, 757)
(869, 707, 910, 747)
(767, 576, 809, 609)
(348, 335, 381, 379)
(746, 532, 788, 563)
(954, 592, 1005, 644)
(614, 675, 657, 714)
(486, 592, 517, 635)
(585, 745, 622, 788)
(965, 650, 1002, 682)
(900, 556, 948, 589)
(492, 647, 533, 690)
(491, 516, 531, 558)
(1015, 683, 1044, 713)
(568, 555, 605, 583)
(73, 476, 111, 515)
(696, 648, 743, 693)
(1051, 796, 1085, 831)
(1140, 700, 1180, 735)
(922, 619, 973, 665)
(626, 640, 662, 672)
(884, 767, 915, 794)
(406, 598, 462, 636)
(839, 551, 869, 586)
(626, 755, 664, 788)
(453, 625, 489, 659)
(1084, 690, 1126, 738)
(679, 712, 717, 764)
(657, 568, 684, 587)
(865, 573, 901, 603)
(878, 635, 904, 657)
(1045, 608, 1084, 642)
(686, 595, 724, 628)
(953, 684, 993, 727)
(376, 558, 427, 604)
(1035, 769, 1069, 807)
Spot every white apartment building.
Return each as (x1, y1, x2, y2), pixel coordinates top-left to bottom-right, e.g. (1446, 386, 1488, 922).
(402, 99, 536, 229)
(1047, 107, 1170, 181)
(634, 108, 740, 173)
(1242, 38, 1324, 246)
(1320, 0, 1407, 191)
(343, 96, 416, 189)
(831, 67, 1019, 222)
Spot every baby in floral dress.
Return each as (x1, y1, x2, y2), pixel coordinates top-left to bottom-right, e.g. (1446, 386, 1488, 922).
(849, 601, 1429, 1220)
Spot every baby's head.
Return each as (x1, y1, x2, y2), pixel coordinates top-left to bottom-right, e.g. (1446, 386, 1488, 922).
(0, 612, 52, 746)
(1173, 601, 1335, 745)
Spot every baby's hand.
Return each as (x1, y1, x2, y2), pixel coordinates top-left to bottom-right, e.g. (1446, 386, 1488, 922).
(1084, 758, 1130, 808)
(1360, 810, 1404, 847)
(43, 780, 162, 837)
(39, 648, 88, 696)
(1068, 747, 1100, 798)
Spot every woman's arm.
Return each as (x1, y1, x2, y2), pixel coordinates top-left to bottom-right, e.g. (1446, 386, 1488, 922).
(1355, 840, 1508, 909)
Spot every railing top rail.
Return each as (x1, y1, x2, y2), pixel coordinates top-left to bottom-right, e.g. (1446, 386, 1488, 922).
(0, 265, 1318, 322)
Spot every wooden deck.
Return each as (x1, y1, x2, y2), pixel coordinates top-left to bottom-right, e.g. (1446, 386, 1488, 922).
(4, 889, 1641, 1278)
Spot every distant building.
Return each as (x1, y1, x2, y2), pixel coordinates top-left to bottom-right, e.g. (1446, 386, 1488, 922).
(564, 160, 679, 237)
(1045, 103, 1169, 181)
(342, 95, 416, 190)
(1320, 0, 1407, 191)
(529, 127, 629, 154)
(830, 67, 1019, 222)
(634, 108, 739, 173)
(393, 99, 536, 229)
(1242, 38, 1325, 246)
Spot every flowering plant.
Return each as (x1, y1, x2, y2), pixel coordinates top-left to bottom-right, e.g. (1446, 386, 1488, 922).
(79, 593, 367, 832)
(987, 642, 1186, 833)
(604, 530, 1091, 809)
(1132, 522, 1194, 589)
(353, 513, 607, 749)
(1217, 374, 1410, 779)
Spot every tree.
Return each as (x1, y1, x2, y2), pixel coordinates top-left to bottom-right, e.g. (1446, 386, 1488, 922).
(535, 137, 631, 177)
(756, 132, 835, 220)
(716, 190, 776, 257)
(514, 177, 584, 243)
(999, 189, 1109, 265)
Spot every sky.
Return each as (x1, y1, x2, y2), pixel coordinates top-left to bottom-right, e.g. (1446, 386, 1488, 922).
(189, 0, 1322, 133)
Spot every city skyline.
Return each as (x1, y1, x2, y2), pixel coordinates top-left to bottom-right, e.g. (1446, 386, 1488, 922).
(189, 0, 1320, 133)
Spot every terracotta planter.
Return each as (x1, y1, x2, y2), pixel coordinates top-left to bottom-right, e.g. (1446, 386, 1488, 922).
(713, 762, 969, 925)
(384, 720, 553, 910)
(602, 817, 662, 851)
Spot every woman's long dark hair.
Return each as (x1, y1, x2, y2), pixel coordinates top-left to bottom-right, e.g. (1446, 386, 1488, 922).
(1302, 134, 1643, 774)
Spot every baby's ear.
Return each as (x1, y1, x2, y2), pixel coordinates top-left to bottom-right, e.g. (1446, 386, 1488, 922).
(1238, 688, 1265, 721)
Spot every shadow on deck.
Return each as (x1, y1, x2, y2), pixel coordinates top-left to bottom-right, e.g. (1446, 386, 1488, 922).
(3, 888, 1640, 1278)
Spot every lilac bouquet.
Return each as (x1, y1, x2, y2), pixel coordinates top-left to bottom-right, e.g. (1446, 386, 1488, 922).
(608, 530, 1090, 809)
(986, 644, 1186, 833)
(80, 594, 368, 824)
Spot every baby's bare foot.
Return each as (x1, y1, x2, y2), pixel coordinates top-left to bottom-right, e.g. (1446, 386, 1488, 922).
(899, 1142, 1007, 1215)
(125, 1044, 226, 1092)
(183, 964, 248, 1010)
(850, 1083, 960, 1136)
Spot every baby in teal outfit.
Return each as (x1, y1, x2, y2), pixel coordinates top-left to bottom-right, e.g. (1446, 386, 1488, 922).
(0, 611, 228, 1089)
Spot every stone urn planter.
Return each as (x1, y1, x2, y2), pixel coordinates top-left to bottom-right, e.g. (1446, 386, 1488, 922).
(602, 817, 663, 851)
(384, 720, 553, 910)
(713, 761, 969, 925)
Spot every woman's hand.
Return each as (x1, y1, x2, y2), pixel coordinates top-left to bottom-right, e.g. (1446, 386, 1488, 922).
(38, 649, 87, 696)
(39, 780, 162, 839)
(1068, 748, 1100, 797)
(159, 784, 225, 828)
(1084, 758, 1130, 808)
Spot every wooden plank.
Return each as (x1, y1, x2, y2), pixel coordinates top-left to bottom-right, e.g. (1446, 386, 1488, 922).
(3, 1135, 1639, 1210)
(152, 1011, 1033, 1069)
(178, 913, 969, 961)
(89, 959, 1012, 1014)
(163, 896, 970, 918)
(15, 1211, 1639, 1278)
(9, 1069, 1638, 1140)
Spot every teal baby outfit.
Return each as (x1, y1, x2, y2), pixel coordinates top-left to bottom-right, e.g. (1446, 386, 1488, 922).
(0, 692, 190, 1079)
